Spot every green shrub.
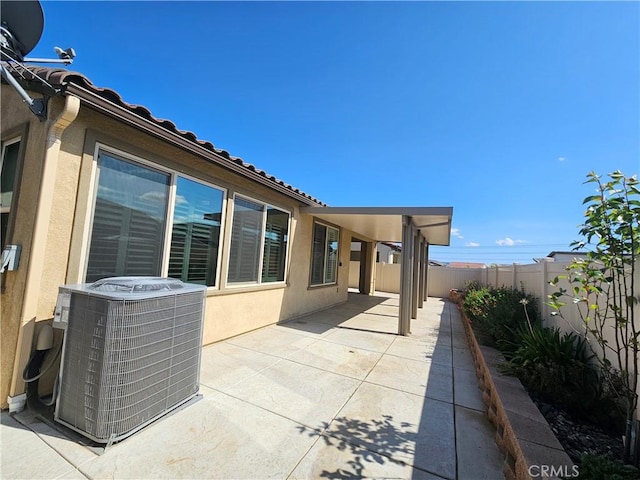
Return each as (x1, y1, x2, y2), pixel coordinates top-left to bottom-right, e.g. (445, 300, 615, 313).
(577, 454, 640, 479)
(463, 279, 484, 294)
(501, 324, 600, 414)
(461, 287, 495, 323)
(461, 285, 539, 347)
(460, 283, 626, 433)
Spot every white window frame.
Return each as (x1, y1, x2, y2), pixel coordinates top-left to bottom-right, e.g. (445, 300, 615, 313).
(82, 143, 227, 289)
(310, 221, 340, 287)
(166, 173, 227, 288)
(225, 192, 291, 288)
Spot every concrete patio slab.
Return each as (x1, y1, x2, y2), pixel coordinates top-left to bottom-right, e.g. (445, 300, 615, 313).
(337, 314, 399, 334)
(387, 337, 454, 368)
(323, 326, 396, 353)
(287, 339, 383, 379)
(365, 354, 454, 403)
(199, 342, 282, 390)
(289, 433, 446, 480)
(1, 294, 505, 480)
(403, 322, 443, 338)
(409, 325, 452, 343)
(221, 358, 361, 428)
(327, 382, 456, 480)
(7, 409, 97, 468)
(1, 412, 86, 480)
(451, 332, 471, 349)
(453, 368, 485, 412)
(271, 317, 337, 337)
(362, 305, 401, 318)
(452, 347, 476, 371)
(226, 326, 318, 357)
(79, 387, 321, 480)
(455, 405, 506, 480)
(287, 310, 350, 327)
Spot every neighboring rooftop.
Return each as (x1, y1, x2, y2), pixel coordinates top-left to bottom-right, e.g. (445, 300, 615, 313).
(533, 251, 589, 263)
(448, 262, 486, 269)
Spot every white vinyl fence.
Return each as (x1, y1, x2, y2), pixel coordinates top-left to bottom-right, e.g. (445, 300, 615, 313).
(350, 259, 640, 408)
(351, 260, 638, 333)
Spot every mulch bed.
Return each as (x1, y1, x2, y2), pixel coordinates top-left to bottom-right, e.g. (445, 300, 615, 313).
(528, 391, 623, 464)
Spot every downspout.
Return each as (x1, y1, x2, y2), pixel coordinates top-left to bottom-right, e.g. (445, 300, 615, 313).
(8, 95, 80, 411)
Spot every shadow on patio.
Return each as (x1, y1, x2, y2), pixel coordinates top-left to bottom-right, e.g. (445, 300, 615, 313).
(278, 291, 400, 336)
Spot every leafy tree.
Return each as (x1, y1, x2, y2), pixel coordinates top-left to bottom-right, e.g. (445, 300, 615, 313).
(549, 171, 639, 463)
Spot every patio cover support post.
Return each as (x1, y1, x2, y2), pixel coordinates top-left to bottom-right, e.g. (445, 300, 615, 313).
(424, 243, 430, 300)
(399, 215, 413, 335)
(358, 241, 376, 295)
(418, 236, 425, 309)
(411, 231, 420, 319)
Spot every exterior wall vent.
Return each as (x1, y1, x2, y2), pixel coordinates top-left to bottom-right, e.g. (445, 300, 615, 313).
(53, 277, 206, 444)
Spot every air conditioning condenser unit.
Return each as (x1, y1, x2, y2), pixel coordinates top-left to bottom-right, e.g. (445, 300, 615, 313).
(53, 277, 206, 444)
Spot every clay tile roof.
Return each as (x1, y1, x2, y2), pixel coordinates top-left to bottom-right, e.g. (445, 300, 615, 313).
(16, 66, 326, 206)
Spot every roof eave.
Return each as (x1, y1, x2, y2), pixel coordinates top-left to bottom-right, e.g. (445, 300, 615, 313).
(64, 83, 324, 207)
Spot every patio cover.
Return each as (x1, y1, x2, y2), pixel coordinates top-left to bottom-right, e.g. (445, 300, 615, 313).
(299, 206, 453, 245)
(300, 206, 454, 336)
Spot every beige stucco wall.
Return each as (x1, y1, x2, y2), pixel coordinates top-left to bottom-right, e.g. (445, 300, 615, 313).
(200, 214, 351, 343)
(1, 88, 71, 408)
(1, 89, 351, 407)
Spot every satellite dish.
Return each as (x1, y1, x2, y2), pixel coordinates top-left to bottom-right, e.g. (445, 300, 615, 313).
(1, 0, 44, 60)
(1, 0, 76, 121)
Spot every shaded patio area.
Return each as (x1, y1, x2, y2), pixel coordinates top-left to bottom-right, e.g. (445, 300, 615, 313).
(1, 293, 504, 480)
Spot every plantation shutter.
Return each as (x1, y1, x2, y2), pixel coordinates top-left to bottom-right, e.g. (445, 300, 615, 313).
(168, 177, 224, 287)
(311, 224, 326, 285)
(228, 197, 263, 283)
(86, 154, 169, 283)
(262, 207, 289, 283)
(324, 227, 339, 284)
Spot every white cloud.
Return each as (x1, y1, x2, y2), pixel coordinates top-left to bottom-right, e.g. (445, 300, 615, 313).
(496, 237, 526, 247)
(496, 237, 514, 246)
(558, 157, 566, 162)
(175, 194, 189, 206)
(451, 228, 464, 239)
(466, 242, 480, 247)
(140, 191, 167, 202)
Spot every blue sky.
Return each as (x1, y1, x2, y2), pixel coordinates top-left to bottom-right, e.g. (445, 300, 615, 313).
(31, 1, 639, 264)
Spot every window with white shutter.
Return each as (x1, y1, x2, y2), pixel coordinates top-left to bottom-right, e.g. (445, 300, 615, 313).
(310, 223, 340, 286)
(227, 195, 290, 285)
(168, 176, 224, 286)
(86, 149, 226, 287)
(86, 153, 169, 282)
(262, 207, 289, 283)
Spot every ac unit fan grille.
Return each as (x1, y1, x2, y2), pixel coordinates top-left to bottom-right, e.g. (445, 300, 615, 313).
(55, 285, 205, 443)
